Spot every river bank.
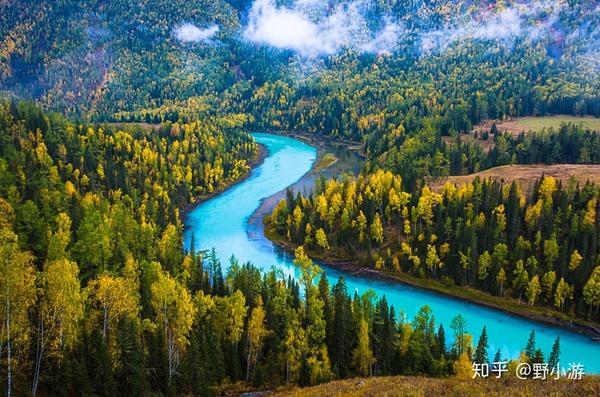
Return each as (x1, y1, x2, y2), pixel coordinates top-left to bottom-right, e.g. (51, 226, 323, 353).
(249, 132, 600, 339)
(247, 131, 363, 234)
(184, 132, 600, 372)
(260, 130, 365, 157)
(263, 221, 600, 340)
(180, 141, 268, 217)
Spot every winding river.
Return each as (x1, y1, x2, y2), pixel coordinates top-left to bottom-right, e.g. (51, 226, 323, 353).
(184, 132, 600, 373)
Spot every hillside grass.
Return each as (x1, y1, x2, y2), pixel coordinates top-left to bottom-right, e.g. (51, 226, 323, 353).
(517, 116, 600, 132)
(472, 115, 600, 138)
(429, 164, 600, 195)
(271, 375, 600, 397)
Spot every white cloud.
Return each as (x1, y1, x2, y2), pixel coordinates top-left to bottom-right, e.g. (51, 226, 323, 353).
(241, 0, 572, 58)
(175, 23, 220, 43)
(243, 0, 402, 57)
(361, 18, 404, 54)
(420, 3, 565, 54)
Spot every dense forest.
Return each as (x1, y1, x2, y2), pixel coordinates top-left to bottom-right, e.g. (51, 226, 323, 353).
(2, 0, 600, 395)
(2, 1, 600, 190)
(0, 100, 563, 394)
(268, 166, 600, 321)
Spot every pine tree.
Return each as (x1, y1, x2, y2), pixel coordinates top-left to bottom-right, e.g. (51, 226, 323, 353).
(493, 349, 502, 364)
(524, 330, 536, 360)
(532, 348, 544, 364)
(116, 319, 148, 397)
(474, 326, 489, 364)
(435, 324, 446, 359)
(318, 275, 334, 357)
(547, 336, 560, 369)
(331, 277, 353, 377)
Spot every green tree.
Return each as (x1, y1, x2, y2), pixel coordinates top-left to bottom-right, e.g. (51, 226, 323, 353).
(473, 326, 489, 364)
(294, 247, 332, 384)
(524, 330, 536, 360)
(450, 314, 468, 356)
(582, 267, 600, 317)
(33, 258, 84, 396)
(331, 277, 353, 377)
(512, 259, 529, 303)
(547, 337, 560, 369)
(477, 251, 491, 281)
(543, 237, 559, 270)
(540, 271, 556, 303)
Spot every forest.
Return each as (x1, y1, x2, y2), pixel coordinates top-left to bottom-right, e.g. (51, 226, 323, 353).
(268, 167, 600, 321)
(0, 100, 563, 394)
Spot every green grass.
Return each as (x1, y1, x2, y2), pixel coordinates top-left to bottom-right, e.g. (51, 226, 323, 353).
(517, 115, 600, 132)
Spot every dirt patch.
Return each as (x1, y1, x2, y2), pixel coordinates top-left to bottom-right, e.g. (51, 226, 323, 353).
(429, 164, 600, 195)
(472, 119, 524, 138)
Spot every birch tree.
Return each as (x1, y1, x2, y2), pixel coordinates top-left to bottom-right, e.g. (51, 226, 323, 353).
(151, 270, 196, 384)
(86, 273, 138, 340)
(32, 259, 83, 396)
(0, 227, 36, 397)
(245, 296, 268, 381)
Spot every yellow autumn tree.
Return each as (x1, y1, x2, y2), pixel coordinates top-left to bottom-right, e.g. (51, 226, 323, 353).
(151, 270, 197, 385)
(352, 318, 374, 376)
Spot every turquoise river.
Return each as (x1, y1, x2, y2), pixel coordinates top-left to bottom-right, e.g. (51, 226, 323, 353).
(183, 132, 600, 373)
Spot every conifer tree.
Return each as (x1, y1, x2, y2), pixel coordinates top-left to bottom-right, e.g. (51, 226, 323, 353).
(473, 326, 489, 364)
(547, 337, 561, 369)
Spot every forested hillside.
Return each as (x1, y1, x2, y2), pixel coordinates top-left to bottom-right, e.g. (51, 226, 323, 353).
(268, 169, 600, 321)
(0, 102, 557, 394)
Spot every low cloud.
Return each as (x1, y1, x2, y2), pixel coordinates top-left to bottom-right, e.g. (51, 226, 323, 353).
(175, 23, 220, 43)
(421, 3, 565, 54)
(243, 0, 403, 56)
(242, 0, 572, 58)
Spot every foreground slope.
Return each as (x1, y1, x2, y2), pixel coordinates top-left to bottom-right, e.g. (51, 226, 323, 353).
(272, 376, 600, 397)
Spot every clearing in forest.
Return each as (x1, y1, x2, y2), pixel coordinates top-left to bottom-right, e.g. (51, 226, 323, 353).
(473, 115, 600, 138)
(443, 115, 600, 153)
(429, 164, 600, 195)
